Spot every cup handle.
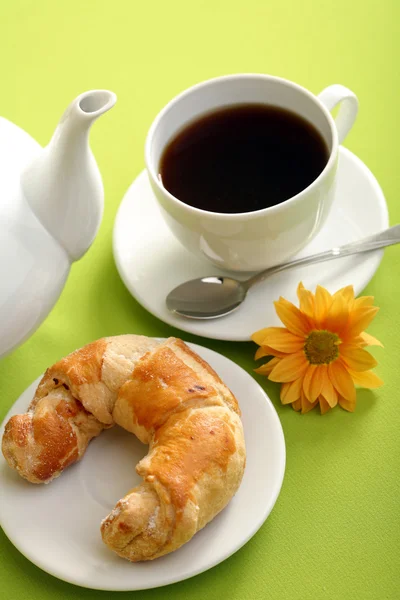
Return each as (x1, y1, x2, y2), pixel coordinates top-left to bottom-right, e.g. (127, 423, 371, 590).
(318, 84, 359, 144)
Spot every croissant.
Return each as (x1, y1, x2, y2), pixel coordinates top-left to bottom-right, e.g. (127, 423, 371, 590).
(2, 335, 246, 561)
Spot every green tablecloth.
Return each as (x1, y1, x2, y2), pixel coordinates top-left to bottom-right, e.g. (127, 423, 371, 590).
(1, 1, 399, 598)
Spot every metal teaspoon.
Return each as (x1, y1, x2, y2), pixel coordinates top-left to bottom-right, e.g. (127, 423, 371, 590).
(166, 225, 400, 319)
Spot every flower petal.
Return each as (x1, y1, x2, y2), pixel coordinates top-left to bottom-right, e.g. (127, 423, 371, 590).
(280, 382, 290, 401)
(274, 297, 310, 337)
(321, 375, 338, 407)
(328, 360, 356, 403)
(255, 345, 288, 360)
(359, 331, 384, 347)
(348, 369, 384, 389)
(318, 395, 332, 414)
(268, 351, 308, 383)
(301, 393, 318, 414)
(351, 335, 368, 347)
(296, 281, 306, 299)
(302, 364, 317, 399)
(314, 285, 332, 326)
(340, 345, 378, 371)
(334, 285, 355, 304)
(310, 365, 327, 402)
(324, 293, 349, 336)
(251, 327, 275, 346)
(338, 395, 356, 412)
(254, 339, 288, 359)
(255, 346, 271, 360)
(266, 346, 288, 358)
(303, 365, 326, 402)
(352, 296, 375, 309)
(292, 398, 302, 411)
(262, 328, 304, 353)
(254, 357, 280, 375)
(297, 282, 315, 319)
(280, 377, 303, 404)
(345, 307, 379, 339)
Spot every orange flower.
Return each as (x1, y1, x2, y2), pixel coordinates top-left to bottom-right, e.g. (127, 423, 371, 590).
(252, 283, 383, 414)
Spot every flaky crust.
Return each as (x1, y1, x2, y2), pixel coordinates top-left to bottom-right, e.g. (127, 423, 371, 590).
(2, 335, 246, 561)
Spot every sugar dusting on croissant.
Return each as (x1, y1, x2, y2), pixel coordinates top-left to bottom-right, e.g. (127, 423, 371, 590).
(2, 335, 246, 561)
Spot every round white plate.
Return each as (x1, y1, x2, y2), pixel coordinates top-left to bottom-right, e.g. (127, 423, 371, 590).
(113, 148, 389, 341)
(0, 342, 285, 591)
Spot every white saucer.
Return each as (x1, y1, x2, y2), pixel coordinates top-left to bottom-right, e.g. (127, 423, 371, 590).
(113, 148, 389, 342)
(0, 342, 285, 591)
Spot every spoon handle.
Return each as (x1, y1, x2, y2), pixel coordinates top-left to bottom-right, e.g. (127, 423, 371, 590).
(246, 224, 400, 289)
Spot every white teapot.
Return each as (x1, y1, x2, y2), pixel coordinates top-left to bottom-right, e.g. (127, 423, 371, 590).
(0, 90, 116, 358)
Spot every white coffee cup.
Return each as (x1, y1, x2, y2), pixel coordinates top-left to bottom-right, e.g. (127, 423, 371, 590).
(145, 74, 358, 272)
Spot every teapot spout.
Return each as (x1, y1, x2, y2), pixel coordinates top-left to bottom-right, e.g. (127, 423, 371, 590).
(21, 90, 117, 261)
(76, 90, 116, 117)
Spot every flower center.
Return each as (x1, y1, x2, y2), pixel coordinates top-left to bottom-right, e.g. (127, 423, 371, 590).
(304, 330, 340, 365)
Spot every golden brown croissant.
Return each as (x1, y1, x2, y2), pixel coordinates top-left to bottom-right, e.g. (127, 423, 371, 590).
(2, 335, 246, 561)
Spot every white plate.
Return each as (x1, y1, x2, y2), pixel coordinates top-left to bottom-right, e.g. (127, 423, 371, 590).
(0, 342, 285, 591)
(113, 148, 389, 341)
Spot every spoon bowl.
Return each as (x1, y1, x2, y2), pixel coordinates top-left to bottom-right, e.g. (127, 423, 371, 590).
(166, 277, 247, 319)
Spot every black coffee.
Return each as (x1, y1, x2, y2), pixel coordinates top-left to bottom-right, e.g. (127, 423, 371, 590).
(159, 104, 329, 213)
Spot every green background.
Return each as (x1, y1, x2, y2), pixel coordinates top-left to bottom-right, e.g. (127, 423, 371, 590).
(1, 1, 399, 598)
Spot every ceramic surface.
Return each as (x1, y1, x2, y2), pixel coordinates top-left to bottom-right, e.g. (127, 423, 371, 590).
(145, 74, 358, 271)
(0, 90, 116, 358)
(113, 148, 388, 341)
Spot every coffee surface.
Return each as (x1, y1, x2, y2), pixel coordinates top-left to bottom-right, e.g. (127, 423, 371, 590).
(159, 104, 329, 213)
